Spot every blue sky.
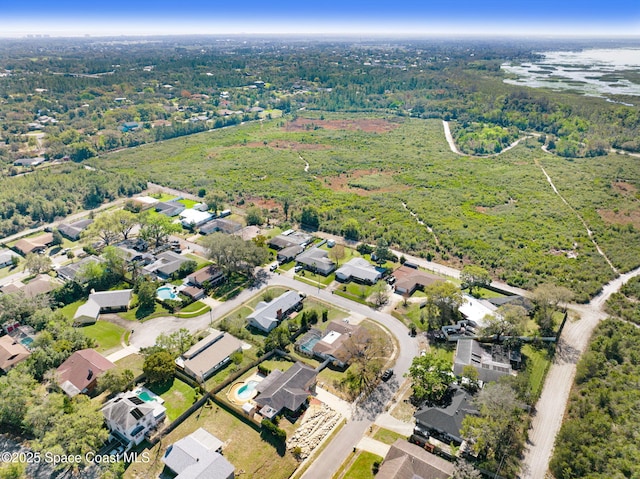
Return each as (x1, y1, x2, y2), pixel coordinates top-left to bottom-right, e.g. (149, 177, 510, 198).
(1, 0, 638, 36)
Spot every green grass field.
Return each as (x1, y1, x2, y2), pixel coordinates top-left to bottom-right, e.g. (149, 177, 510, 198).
(148, 378, 197, 421)
(372, 428, 407, 445)
(341, 451, 383, 479)
(79, 321, 126, 353)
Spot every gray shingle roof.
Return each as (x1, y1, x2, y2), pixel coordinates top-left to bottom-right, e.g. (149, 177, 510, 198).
(247, 290, 303, 332)
(254, 362, 317, 416)
(414, 387, 477, 444)
(335, 258, 381, 283)
(162, 428, 231, 479)
(296, 248, 336, 275)
(102, 392, 157, 432)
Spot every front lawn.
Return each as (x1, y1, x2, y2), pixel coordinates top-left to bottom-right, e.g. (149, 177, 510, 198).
(114, 353, 145, 377)
(59, 299, 85, 321)
(119, 301, 171, 321)
(340, 451, 383, 479)
(80, 321, 126, 353)
(185, 252, 211, 270)
(372, 427, 407, 445)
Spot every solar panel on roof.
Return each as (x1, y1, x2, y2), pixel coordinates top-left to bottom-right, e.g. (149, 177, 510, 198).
(129, 396, 144, 405)
(131, 408, 144, 420)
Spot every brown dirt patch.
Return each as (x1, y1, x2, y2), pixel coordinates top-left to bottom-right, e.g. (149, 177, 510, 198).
(284, 117, 400, 133)
(475, 206, 488, 213)
(245, 141, 329, 150)
(598, 208, 640, 228)
(243, 197, 281, 211)
(613, 181, 638, 195)
(323, 169, 409, 197)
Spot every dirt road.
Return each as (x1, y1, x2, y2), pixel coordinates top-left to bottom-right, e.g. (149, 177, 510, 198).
(520, 266, 640, 479)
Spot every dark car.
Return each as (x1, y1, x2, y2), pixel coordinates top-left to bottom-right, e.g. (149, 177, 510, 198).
(381, 369, 394, 381)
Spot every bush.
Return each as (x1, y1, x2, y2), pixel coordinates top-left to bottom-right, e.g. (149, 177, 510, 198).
(261, 419, 286, 442)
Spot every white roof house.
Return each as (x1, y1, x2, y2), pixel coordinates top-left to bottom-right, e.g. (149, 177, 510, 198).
(335, 258, 382, 284)
(179, 209, 213, 228)
(458, 294, 495, 329)
(176, 329, 242, 381)
(247, 290, 304, 333)
(0, 248, 20, 268)
(102, 392, 166, 446)
(162, 428, 234, 479)
(73, 289, 133, 325)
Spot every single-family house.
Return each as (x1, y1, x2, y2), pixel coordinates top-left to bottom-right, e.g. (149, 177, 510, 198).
(0, 248, 20, 268)
(57, 219, 94, 241)
(182, 286, 205, 300)
(247, 290, 304, 333)
(155, 201, 186, 217)
(277, 245, 304, 264)
(130, 195, 159, 211)
(413, 386, 477, 446)
(487, 294, 535, 313)
(335, 258, 382, 284)
(162, 428, 234, 479)
(73, 289, 133, 325)
(254, 362, 317, 419)
(459, 294, 495, 330)
(143, 251, 190, 279)
(453, 339, 520, 383)
(0, 335, 31, 372)
(268, 231, 312, 250)
(14, 157, 45, 167)
(187, 266, 225, 288)
(392, 265, 443, 295)
(56, 349, 115, 397)
(57, 255, 102, 282)
(0, 275, 60, 298)
(120, 122, 140, 132)
(295, 248, 336, 275)
(176, 329, 242, 381)
(199, 218, 242, 235)
(376, 439, 454, 479)
(102, 392, 166, 446)
(114, 245, 153, 264)
(179, 209, 213, 229)
(14, 232, 54, 255)
(296, 320, 368, 368)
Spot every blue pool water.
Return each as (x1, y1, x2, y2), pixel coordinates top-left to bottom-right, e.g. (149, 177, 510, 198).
(300, 337, 320, 354)
(156, 286, 179, 301)
(237, 380, 259, 400)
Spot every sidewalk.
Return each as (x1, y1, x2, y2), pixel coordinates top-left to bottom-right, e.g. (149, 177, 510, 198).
(106, 344, 139, 363)
(355, 436, 390, 457)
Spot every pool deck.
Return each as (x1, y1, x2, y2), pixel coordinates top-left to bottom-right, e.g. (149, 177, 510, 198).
(227, 373, 263, 405)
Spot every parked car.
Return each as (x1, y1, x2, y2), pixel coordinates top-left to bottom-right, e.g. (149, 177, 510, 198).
(269, 263, 278, 271)
(294, 265, 303, 273)
(381, 369, 394, 381)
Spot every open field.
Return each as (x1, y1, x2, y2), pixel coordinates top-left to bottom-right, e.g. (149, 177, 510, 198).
(93, 114, 640, 301)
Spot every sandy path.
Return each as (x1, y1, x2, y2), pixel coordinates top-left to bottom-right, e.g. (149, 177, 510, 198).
(520, 267, 640, 479)
(442, 120, 531, 157)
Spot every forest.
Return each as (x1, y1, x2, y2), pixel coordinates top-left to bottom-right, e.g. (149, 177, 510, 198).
(550, 318, 640, 479)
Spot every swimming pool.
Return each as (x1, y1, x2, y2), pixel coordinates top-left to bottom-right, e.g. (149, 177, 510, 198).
(299, 337, 320, 354)
(237, 380, 259, 400)
(156, 285, 180, 301)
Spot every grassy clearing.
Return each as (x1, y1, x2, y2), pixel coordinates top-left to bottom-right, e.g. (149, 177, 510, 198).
(59, 299, 84, 320)
(148, 378, 197, 421)
(79, 321, 126, 353)
(114, 353, 145, 377)
(341, 451, 382, 479)
(177, 198, 199, 208)
(522, 344, 551, 400)
(295, 270, 335, 285)
(372, 427, 407, 445)
(177, 300, 210, 313)
(184, 252, 211, 270)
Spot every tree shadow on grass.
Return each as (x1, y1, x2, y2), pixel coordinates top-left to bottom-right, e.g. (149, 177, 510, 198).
(148, 378, 175, 395)
(135, 305, 155, 320)
(260, 431, 287, 457)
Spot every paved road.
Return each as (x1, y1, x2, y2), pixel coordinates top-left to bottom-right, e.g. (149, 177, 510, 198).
(520, 266, 640, 479)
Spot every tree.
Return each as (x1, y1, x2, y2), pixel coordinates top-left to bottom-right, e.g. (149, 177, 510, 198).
(83, 212, 120, 246)
(51, 229, 64, 246)
(154, 329, 195, 358)
(460, 265, 492, 296)
(139, 212, 181, 248)
(480, 304, 528, 340)
(23, 253, 52, 275)
(135, 278, 157, 313)
(205, 191, 226, 215)
(102, 245, 127, 280)
(245, 206, 263, 226)
(461, 382, 526, 476)
(329, 243, 346, 266)
(282, 197, 290, 220)
(340, 327, 392, 397)
(0, 365, 39, 430)
(111, 209, 138, 240)
(374, 238, 391, 264)
(533, 283, 573, 334)
(452, 460, 482, 479)
(10, 255, 19, 268)
(97, 369, 134, 394)
(342, 218, 360, 241)
(423, 281, 465, 328)
(202, 233, 268, 277)
(143, 350, 175, 384)
(300, 206, 320, 230)
(33, 395, 108, 470)
(461, 365, 480, 393)
(264, 325, 292, 353)
(408, 352, 454, 403)
(371, 281, 390, 307)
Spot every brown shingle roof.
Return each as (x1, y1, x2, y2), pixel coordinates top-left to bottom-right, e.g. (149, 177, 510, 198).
(14, 233, 54, 254)
(56, 349, 115, 397)
(0, 335, 31, 372)
(376, 439, 454, 479)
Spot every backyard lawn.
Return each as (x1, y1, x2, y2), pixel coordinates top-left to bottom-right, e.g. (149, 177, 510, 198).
(114, 353, 145, 377)
(124, 396, 298, 479)
(148, 378, 197, 421)
(79, 320, 127, 353)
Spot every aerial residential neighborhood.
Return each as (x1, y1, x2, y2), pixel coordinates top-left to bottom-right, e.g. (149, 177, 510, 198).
(0, 30, 639, 479)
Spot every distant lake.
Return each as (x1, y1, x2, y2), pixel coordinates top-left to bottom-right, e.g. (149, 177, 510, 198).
(501, 48, 640, 104)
